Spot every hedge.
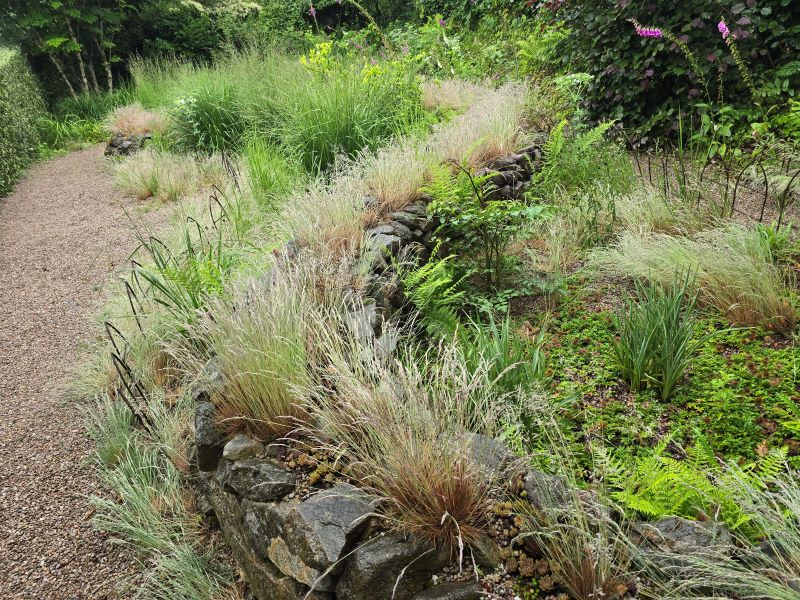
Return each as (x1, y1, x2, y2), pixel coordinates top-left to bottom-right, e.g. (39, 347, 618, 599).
(0, 48, 46, 196)
(550, 0, 800, 136)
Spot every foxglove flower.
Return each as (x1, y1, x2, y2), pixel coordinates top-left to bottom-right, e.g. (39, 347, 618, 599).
(309, 3, 316, 18)
(718, 20, 730, 39)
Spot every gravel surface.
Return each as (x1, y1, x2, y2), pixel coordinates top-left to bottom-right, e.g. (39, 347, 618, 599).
(0, 146, 164, 598)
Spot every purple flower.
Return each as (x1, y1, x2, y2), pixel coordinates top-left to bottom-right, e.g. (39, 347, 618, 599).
(438, 18, 446, 27)
(636, 25, 663, 38)
(401, 43, 410, 55)
(309, 3, 316, 18)
(718, 20, 730, 39)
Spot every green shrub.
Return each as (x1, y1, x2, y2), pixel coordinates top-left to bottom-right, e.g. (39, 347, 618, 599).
(0, 48, 46, 195)
(612, 275, 711, 400)
(532, 120, 635, 200)
(425, 162, 549, 289)
(549, 1, 800, 136)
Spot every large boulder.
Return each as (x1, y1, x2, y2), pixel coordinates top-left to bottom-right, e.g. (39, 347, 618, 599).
(634, 516, 732, 552)
(222, 457, 296, 502)
(104, 132, 150, 156)
(336, 532, 450, 600)
(207, 478, 331, 600)
(271, 484, 376, 592)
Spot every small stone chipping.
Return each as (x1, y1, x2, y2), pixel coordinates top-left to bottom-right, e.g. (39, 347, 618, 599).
(0, 146, 165, 598)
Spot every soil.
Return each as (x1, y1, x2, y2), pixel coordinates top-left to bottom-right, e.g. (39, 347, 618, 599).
(0, 146, 166, 599)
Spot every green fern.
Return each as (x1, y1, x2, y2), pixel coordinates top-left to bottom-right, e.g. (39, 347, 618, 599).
(599, 438, 788, 539)
(401, 251, 465, 339)
(532, 119, 631, 199)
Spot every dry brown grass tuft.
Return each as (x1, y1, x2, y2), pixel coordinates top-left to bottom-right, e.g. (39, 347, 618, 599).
(105, 102, 168, 136)
(421, 79, 485, 113)
(299, 319, 503, 554)
(430, 82, 529, 170)
(362, 142, 433, 218)
(113, 149, 228, 202)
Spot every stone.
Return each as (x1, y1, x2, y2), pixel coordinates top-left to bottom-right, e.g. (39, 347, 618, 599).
(274, 484, 376, 591)
(634, 516, 732, 553)
(403, 202, 428, 217)
(470, 532, 501, 569)
(104, 132, 150, 156)
(195, 401, 225, 472)
(488, 156, 517, 171)
(389, 220, 413, 241)
(223, 434, 264, 461)
(207, 478, 331, 600)
(389, 210, 424, 230)
(465, 433, 518, 477)
(347, 300, 379, 340)
(412, 581, 485, 600)
(523, 469, 571, 510)
(242, 498, 299, 556)
(484, 185, 511, 201)
(367, 232, 402, 257)
(336, 532, 450, 600)
(225, 457, 296, 502)
(190, 357, 224, 403)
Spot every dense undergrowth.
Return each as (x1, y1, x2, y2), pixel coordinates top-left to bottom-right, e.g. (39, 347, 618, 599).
(0, 48, 46, 196)
(23, 4, 797, 599)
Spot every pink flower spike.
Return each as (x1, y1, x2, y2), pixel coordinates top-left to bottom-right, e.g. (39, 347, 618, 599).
(309, 3, 316, 18)
(718, 20, 730, 39)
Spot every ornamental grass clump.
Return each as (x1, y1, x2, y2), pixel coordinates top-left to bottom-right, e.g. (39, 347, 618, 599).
(202, 276, 315, 440)
(105, 102, 168, 137)
(592, 225, 797, 332)
(301, 315, 503, 554)
(612, 275, 711, 400)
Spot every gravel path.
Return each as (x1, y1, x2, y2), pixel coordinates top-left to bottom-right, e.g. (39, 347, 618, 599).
(0, 146, 163, 598)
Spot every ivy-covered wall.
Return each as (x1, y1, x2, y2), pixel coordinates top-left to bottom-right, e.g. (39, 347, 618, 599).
(0, 48, 46, 197)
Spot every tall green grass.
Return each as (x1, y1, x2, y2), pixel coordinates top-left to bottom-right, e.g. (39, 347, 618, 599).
(129, 48, 424, 171)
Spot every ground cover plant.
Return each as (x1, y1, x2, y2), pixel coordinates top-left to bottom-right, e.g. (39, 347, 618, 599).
(25, 3, 797, 599)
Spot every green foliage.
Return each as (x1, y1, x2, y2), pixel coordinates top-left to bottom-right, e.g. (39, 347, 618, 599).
(402, 254, 545, 391)
(551, 1, 800, 136)
(243, 138, 301, 209)
(612, 275, 713, 401)
(133, 223, 238, 329)
(0, 48, 46, 196)
(464, 312, 545, 392)
(532, 119, 634, 200)
(426, 162, 549, 289)
(171, 84, 245, 153)
(130, 49, 424, 171)
(401, 252, 465, 339)
(601, 436, 788, 537)
(672, 325, 799, 459)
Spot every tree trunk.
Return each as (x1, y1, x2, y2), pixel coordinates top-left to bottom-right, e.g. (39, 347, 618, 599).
(66, 20, 90, 94)
(94, 36, 114, 93)
(48, 54, 78, 101)
(87, 60, 100, 93)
